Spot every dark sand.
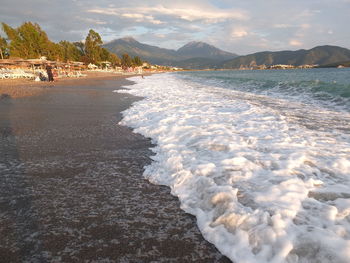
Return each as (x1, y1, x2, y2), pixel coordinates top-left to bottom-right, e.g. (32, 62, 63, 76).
(0, 76, 231, 262)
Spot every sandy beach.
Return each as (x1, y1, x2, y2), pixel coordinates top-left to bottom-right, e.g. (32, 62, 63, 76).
(0, 71, 139, 99)
(0, 74, 230, 262)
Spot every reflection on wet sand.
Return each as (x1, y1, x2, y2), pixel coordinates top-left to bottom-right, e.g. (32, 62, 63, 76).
(0, 78, 230, 262)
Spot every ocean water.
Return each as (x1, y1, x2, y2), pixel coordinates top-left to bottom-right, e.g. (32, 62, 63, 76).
(118, 68, 350, 263)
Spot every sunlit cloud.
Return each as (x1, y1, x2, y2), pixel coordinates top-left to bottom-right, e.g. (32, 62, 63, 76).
(0, 0, 349, 54)
(273, 24, 293, 29)
(76, 17, 107, 25)
(87, 5, 249, 24)
(121, 13, 163, 24)
(289, 39, 303, 47)
(231, 28, 248, 38)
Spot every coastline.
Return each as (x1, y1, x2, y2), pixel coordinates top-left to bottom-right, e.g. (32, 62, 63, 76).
(0, 73, 230, 262)
(0, 71, 149, 99)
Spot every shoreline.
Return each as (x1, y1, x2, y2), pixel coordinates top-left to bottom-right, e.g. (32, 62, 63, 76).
(0, 74, 230, 262)
(0, 71, 150, 99)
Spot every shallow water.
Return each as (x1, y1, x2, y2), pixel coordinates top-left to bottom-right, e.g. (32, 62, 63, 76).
(0, 79, 229, 262)
(119, 69, 350, 263)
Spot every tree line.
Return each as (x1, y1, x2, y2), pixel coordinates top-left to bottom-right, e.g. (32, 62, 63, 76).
(0, 22, 144, 68)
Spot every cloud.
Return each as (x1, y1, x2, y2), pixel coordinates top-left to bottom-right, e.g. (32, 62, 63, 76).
(87, 5, 249, 24)
(289, 39, 303, 47)
(0, 0, 349, 54)
(273, 24, 293, 29)
(77, 17, 107, 25)
(231, 28, 248, 38)
(120, 13, 163, 24)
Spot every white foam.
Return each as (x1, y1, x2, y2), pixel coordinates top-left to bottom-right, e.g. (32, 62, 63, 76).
(118, 73, 350, 263)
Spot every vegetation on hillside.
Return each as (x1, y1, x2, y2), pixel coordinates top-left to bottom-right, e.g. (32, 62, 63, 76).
(221, 46, 350, 69)
(102, 37, 237, 68)
(0, 35, 7, 59)
(0, 22, 143, 67)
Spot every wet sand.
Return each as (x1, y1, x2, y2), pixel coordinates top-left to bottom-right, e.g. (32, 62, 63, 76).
(0, 76, 231, 262)
(0, 71, 137, 99)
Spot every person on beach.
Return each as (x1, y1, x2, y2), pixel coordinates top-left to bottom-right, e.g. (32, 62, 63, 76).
(45, 63, 54, 82)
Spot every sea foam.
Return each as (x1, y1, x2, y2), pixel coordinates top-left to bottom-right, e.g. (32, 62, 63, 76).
(118, 73, 350, 263)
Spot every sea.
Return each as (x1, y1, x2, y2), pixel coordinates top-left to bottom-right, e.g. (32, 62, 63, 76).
(117, 68, 350, 263)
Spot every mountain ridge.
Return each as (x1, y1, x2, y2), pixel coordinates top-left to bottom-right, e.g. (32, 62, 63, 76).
(103, 37, 238, 68)
(103, 38, 350, 69)
(221, 45, 350, 69)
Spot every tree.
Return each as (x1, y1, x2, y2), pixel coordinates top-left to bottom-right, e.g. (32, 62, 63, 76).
(84, 29, 103, 64)
(74, 41, 85, 55)
(1, 22, 61, 60)
(1, 22, 122, 64)
(109, 53, 120, 66)
(99, 47, 110, 61)
(59, 40, 83, 62)
(132, 56, 143, 67)
(121, 53, 132, 69)
(0, 36, 8, 59)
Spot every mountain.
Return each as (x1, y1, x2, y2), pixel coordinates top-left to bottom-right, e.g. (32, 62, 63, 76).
(103, 37, 238, 68)
(172, 57, 223, 69)
(177, 41, 237, 61)
(103, 37, 178, 65)
(318, 60, 350, 68)
(104, 38, 350, 69)
(221, 45, 350, 69)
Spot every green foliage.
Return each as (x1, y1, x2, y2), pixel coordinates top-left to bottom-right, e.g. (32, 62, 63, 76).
(121, 53, 132, 69)
(132, 56, 143, 67)
(99, 47, 110, 61)
(84, 29, 103, 64)
(1, 22, 124, 66)
(99, 47, 120, 66)
(59, 40, 83, 62)
(0, 35, 8, 59)
(1, 22, 61, 60)
(222, 46, 350, 69)
(74, 41, 85, 55)
(109, 53, 120, 66)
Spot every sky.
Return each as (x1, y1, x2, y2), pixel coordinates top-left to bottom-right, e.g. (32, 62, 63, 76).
(1, 0, 349, 55)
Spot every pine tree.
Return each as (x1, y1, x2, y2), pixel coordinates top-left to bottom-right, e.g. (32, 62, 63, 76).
(0, 36, 8, 59)
(121, 53, 133, 69)
(132, 56, 143, 67)
(1, 22, 126, 65)
(59, 40, 83, 62)
(109, 53, 120, 66)
(84, 29, 103, 64)
(1, 22, 61, 60)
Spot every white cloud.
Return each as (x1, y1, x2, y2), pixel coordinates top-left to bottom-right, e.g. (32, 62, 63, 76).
(300, 23, 311, 29)
(273, 24, 292, 29)
(231, 28, 248, 38)
(1, 0, 349, 54)
(121, 13, 163, 24)
(289, 39, 303, 47)
(76, 17, 107, 25)
(87, 5, 249, 24)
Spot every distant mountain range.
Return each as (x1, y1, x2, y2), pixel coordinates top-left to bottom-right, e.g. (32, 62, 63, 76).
(103, 38, 350, 69)
(222, 45, 350, 69)
(103, 37, 238, 68)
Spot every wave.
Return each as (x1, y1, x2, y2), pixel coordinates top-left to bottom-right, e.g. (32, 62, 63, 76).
(178, 69, 350, 111)
(118, 72, 350, 263)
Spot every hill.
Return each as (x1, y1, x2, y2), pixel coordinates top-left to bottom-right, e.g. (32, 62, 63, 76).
(103, 38, 237, 68)
(172, 57, 224, 70)
(103, 37, 178, 65)
(177, 41, 237, 61)
(221, 45, 350, 69)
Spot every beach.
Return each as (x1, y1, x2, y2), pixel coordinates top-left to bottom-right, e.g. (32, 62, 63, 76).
(118, 69, 350, 263)
(0, 74, 230, 262)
